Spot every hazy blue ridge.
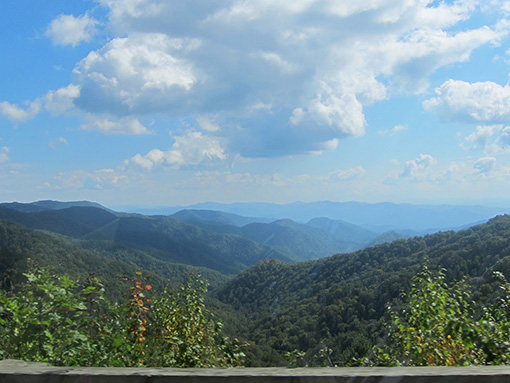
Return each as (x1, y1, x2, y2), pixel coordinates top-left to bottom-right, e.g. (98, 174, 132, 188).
(120, 201, 508, 232)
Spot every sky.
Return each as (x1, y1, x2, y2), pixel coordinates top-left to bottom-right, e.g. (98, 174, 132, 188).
(1, 0, 510, 208)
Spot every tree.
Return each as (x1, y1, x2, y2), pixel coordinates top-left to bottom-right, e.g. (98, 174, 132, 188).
(369, 265, 510, 366)
(0, 265, 245, 367)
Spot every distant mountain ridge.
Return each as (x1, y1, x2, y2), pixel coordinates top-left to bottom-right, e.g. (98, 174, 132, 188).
(2, 199, 502, 263)
(125, 201, 507, 232)
(170, 209, 271, 227)
(170, 210, 384, 260)
(1, 200, 109, 213)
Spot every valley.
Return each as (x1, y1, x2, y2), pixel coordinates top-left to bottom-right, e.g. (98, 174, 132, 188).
(0, 200, 509, 366)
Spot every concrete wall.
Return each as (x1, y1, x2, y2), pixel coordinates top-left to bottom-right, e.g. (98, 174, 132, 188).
(2, 359, 510, 383)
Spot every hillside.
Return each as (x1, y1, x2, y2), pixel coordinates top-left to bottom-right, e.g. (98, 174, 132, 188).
(170, 209, 271, 227)
(0, 219, 229, 296)
(170, 210, 384, 260)
(216, 215, 510, 366)
(238, 219, 365, 261)
(0, 205, 291, 274)
(2, 200, 510, 367)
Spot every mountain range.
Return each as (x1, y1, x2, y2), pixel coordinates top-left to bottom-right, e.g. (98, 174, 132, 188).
(1, 199, 505, 265)
(1, 199, 510, 366)
(120, 200, 508, 232)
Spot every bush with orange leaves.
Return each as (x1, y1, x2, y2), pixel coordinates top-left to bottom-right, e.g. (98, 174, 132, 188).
(0, 265, 245, 367)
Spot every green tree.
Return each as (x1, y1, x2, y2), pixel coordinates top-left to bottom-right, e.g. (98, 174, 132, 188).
(370, 265, 510, 366)
(0, 265, 244, 367)
(147, 275, 245, 367)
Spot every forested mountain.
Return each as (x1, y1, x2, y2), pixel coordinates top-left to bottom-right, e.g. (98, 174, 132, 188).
(0, 205, 291, 274)
(3, 200, 510, 367)
(0, 200, 109, 213)
(0, 219, 229, 296)
(170, 210, 396, 260)
(216, 215, 510, 366)
(0, 202, 411, 265)
(170, 209, 271, 227)
(238, 219, 366, 261)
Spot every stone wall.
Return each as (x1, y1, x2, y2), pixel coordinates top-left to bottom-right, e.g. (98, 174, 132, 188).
(2, 359, 510, 383)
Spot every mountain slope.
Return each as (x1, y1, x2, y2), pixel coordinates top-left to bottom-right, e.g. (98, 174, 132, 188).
(0, 205, 291, 274)
(0, 200, 109, 212)
(170, 211, 381, 261)
(0, 219, 229, 295)
(239, 219, 367, 261)
(306, 217, 377, 246)
(170, 209, 271, 227)
(217, 215, 510, 366)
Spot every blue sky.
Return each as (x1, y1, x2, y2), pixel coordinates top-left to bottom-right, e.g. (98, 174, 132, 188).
(1, 0, 510, 208)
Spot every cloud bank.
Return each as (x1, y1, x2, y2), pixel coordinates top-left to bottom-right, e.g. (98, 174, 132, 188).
(2, 0, 509, 161)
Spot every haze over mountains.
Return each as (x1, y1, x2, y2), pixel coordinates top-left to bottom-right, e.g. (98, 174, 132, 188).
(123, 201, 507, 233)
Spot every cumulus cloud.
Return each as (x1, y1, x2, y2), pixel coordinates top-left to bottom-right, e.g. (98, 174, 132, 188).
(130, 131, 227, 169)
(44, 85, 80, 115)
(81, 116, 151, 135)
(66, 1, 510, 156)
(46, 14, 99, 47)
(463, 125, 510, 152)
(4, 0, 509, 159)
(0, 100, 41, 122)
(49, 168, 128, 190)
(0, 84, 79, 123)
(474, 157, 496, 176)
(196, 116, 221, 132)
(330, 166, 366, 181)
(402, 154, 438, 179)
(424, 78, 510, 123)
(73, 34, 197, 115)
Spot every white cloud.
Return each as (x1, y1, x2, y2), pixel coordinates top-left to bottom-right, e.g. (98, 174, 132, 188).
(50, 168, 129, 190)
(196, 116, 221, 132)
(44, 84, 80, 115)
(4, 0, 509, 159)
(73, 34, 197, 115)
(0, 147, 10, 162)
(378, 124, 408, 135)
(0, 100, 41, 122)
(330, 166, 366, 181)
(402, 153, 438, 179)
(424, 78, 510, 123)
(81, 116, 151, 135)
(0, 84, 79, 123)
(474, 157, 496, 176)
(49, 137, 69, 149)
(68, 0, 508, 156)
(46, 14, 99, 47)
(463, 125, 510, 152)
(131, 131, 227, 169)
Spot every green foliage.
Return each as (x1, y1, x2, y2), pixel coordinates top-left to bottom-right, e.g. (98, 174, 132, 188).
(0, 265, 244, 367)
(217, 215, 510, 366)
(370, 265, 510, 366)
(147, 275, 245, 367)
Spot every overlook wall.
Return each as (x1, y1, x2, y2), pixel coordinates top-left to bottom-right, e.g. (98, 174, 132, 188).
(2, 360, 510, 383)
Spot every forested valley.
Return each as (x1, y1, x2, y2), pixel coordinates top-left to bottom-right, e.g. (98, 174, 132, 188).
(1, 201, 510, 367)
